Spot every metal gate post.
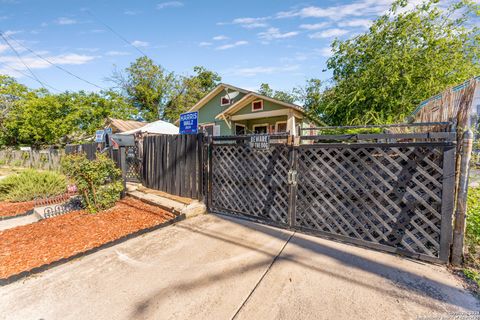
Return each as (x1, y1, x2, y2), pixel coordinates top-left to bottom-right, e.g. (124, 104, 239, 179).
(119, 146, 127, 199)
(452, 129, 474, 265)
(287, 140, 298, 228)
(206, 135, 213, 211)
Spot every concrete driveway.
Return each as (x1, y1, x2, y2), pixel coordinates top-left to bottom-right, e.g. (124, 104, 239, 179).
(0, 214, 478, 320)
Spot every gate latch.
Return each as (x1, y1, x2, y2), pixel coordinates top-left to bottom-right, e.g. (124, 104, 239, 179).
(288, 170, 297, 186)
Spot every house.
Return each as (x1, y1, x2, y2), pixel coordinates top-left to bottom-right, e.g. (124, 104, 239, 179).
(177, 83, 310, 136)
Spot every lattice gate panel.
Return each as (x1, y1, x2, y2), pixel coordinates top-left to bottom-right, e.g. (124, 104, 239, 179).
(210, 143, 291, 225)
(294, 143, 455, 261)
(125, 146, 142, 183)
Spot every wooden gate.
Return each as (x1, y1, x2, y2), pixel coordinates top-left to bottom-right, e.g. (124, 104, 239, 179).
(208, 132, 456, 263)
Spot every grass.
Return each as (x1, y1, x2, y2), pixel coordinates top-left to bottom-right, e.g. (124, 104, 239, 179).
(463, 186, 480, 295)
(0, 169, 67, 202)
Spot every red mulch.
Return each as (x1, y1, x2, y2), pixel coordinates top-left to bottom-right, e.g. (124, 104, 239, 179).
(0, 197, 175, 279)
(0, 201, 35, 218)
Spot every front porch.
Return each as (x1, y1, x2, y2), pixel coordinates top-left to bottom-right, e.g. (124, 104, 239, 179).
(225, 109, 303, 136)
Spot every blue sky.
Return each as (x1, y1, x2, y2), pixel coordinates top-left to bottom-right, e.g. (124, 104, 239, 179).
(0, 0, 402, 93)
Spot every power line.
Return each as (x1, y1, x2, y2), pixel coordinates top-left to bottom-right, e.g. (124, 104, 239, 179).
(1, 32, 105, 90)
(85, 10, 149, 57)
(0, 62, 61, 92)
(0, 32, 49, 90)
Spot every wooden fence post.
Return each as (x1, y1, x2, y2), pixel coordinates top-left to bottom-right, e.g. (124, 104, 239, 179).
(451, 129, 474, 265)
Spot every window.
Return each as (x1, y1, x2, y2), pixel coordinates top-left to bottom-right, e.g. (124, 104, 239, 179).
(252, 100, 263, 112)
(200, 124, 214, 136)
(275, 121, 287, 133)
(253, 124, 268, 134)
(220, 97, 231, 106)
(235, 124, 246, 135)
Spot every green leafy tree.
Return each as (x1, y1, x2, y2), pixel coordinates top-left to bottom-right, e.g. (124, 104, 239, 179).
(111, 56, 177, 121)
(164, 66, 221, 122)
(1, 86, 136, 146)
(257, 83, 298, 104)
(316, 0, 480, 125)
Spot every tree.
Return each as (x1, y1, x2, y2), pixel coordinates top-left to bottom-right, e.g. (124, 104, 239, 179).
(164, 66, 221, 122)
(1, 88, 136, 146)
(257, 83, 298, 104)
(111, 56, 177, 121)
(316, 0, 480, 125)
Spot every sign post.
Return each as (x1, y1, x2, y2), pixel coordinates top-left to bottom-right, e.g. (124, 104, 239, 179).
(179, 111, 198, 134)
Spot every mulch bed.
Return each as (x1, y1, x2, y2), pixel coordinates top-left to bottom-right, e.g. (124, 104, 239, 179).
(0, 201, 35, 219)
(0, 197, 176, 280)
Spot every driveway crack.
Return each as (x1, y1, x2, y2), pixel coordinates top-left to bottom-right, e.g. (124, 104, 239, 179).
(231, 231, 296, 320)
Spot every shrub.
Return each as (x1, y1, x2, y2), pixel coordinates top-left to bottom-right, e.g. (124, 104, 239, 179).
(61, 153, 123, 213)
(0, 169, 67, 202)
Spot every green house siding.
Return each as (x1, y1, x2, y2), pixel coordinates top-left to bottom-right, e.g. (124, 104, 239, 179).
(234, 99, 287, 116)
(197, 90, 246, 135)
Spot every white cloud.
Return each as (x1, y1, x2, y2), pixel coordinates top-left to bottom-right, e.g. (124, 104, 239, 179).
(299, 23, 329, 30)
(309, 28, 349, 39)
(131, 40, 149, 47)
(55, 17, 77, 25)
(124, 10, 140, 15)
(338, 19, 372, 28)
(212, 35, 229, 41)
(156, 1, 184, 9)
(215, 40, 248, 50)
(318, 47, 333, 57)
(258, 27, 299, 40)
(229, 65, 299, 77)
(233, 17, 269, 29)
(0, 53, 96, 72)
(199, 41, 212, 47)
(105, 51, 130, 56)
(218, 16, 270, 29)
(0, 16, 8, 20)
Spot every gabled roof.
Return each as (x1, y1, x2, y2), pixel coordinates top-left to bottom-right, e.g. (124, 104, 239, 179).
(174, 83, 250, 124)
(215, 92, 304, 120)
(186, 83, 250, 113)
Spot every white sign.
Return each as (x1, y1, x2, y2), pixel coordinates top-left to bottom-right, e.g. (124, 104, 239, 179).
(250, 135, 270, 150)
(20, 147, 32, 151)
(95, 130, 105, 143)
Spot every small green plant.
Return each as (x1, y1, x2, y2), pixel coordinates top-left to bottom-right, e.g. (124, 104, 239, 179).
(61, 153, 123, 213)
(466, 187, 480, 249)
(463, 269, 480, 287)
(11, 160, 22, 167)
(0, 169, 67, 202)
(0, 159, 6, 165)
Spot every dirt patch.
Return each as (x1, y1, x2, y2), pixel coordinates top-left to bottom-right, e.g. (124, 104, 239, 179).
(0, 201, 35, 218)
(0, 197, 175, 280)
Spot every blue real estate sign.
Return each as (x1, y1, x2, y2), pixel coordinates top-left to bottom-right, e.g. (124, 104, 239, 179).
(179, 111, 198, 134)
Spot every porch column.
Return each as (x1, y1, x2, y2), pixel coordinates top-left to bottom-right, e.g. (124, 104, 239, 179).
(287, 110, 296, 136)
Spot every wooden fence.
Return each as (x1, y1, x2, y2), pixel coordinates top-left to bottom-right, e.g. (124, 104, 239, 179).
(64, 143, 99, 160)
(142, 134, 203, 199)
(0, 149, 62, 170)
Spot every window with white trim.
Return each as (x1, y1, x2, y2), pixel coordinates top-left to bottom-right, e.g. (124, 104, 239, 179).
(251, 100, 263, 112)
(220, 96, 231, 106)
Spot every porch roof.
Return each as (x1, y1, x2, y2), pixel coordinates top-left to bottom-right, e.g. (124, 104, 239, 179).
(215, 92, 304, 121)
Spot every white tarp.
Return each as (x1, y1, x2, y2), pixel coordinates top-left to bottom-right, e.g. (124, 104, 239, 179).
(118, 120, 179, 135)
